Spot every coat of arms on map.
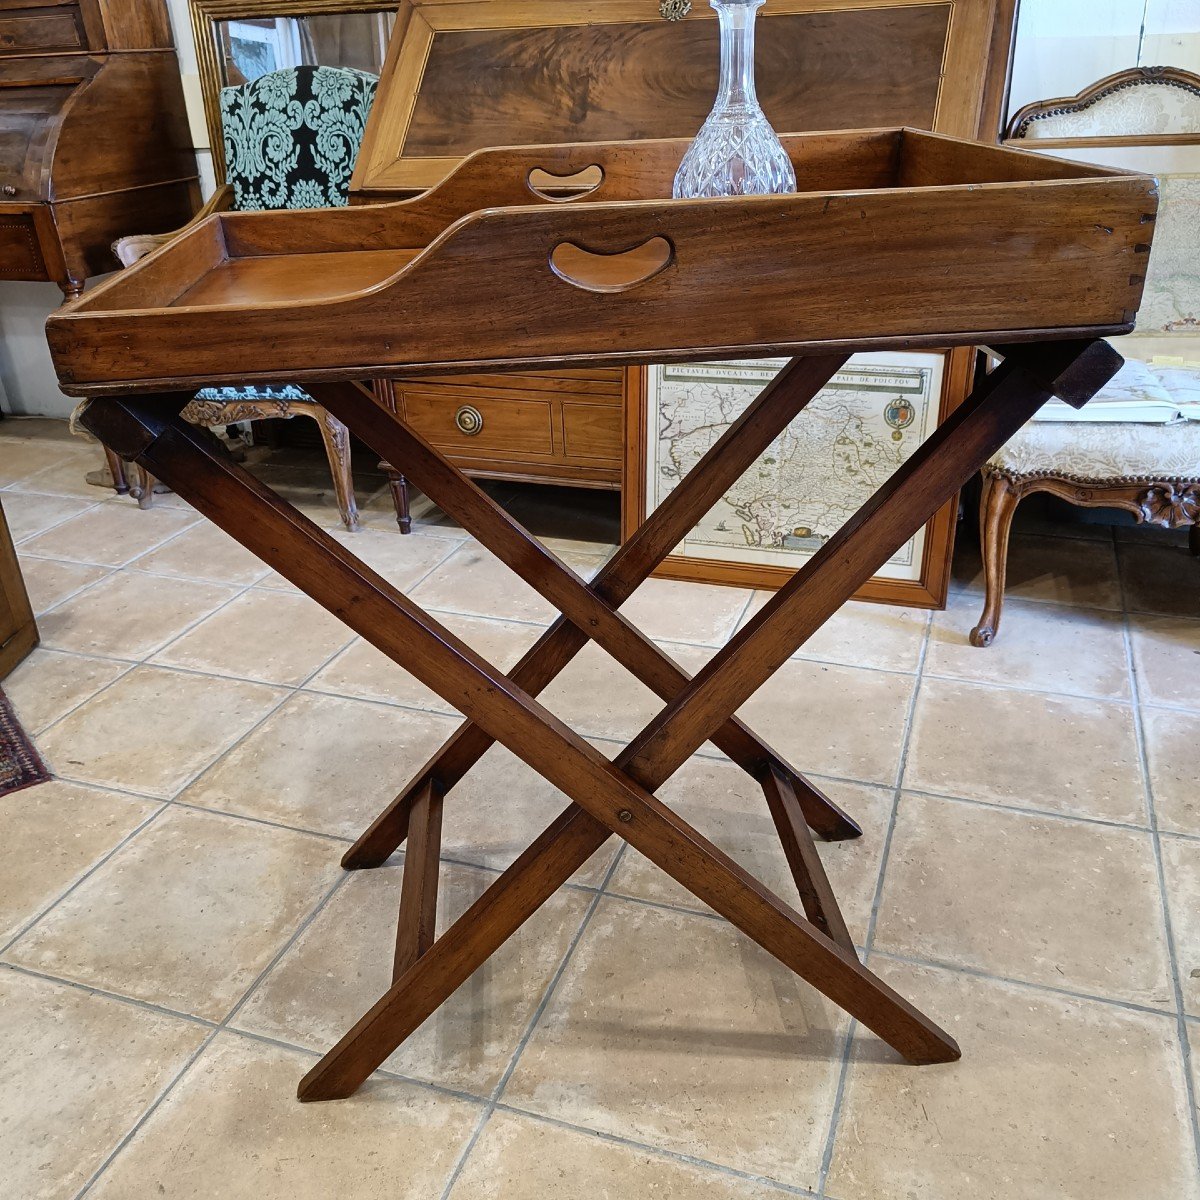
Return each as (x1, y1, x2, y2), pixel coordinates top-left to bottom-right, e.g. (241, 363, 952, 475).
(623, 350, 971, 607)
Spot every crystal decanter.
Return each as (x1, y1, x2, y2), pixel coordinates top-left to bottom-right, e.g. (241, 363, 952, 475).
(673, 0, 797, 199)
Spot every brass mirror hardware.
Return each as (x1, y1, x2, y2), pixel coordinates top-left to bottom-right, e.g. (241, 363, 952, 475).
(454, 405, 484, 435)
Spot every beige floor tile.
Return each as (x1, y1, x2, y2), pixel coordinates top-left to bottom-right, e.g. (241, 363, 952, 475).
(1118, 541, 1200, 618)
(19, 502, 199, 566)
(16, 554, 110, 615)
(37, 569, 238, 660)
(235, 862, 591, 1095)
(741, 594, 929, 673)
(2, 647, 129, 733)
(330, 525, 459, 586)
(927, 593, 1130, 700)
(444, 744, 620, 887)
(541, 641, 665, 740)
(1144, 706, 1200, 835)
(134, 520, 273, 585)
(620, 576, 752, 646)
(5, 807, 340, 1020)
(3, 491, 96, 542)
(153, 589, 354, 686)
(503, 895, 848, 1190)
(952, 532, 1123, 611)
(410, 542, 603, 623)
(874, 794, 1172, 1006)
(1162, 837, 1200, 1017)
(608, 759, 891, 940)
(87, 1033, 481, 1200)
(0, 970, 207, 1200)
(826, 959, 1199, 1200)
(1131, 614, 1200, 710)
(179, 690, 458, 839)
(905, 677, 1145, 824)
(0, 781, 157, 943)
(452, 1110, 786, 1199)
(738, 658, 916, 786)
(34, 665, 285, 797)
(0, 438, 84, 487)
(308, 612, 544, 713)
(4, 447, 108, 499)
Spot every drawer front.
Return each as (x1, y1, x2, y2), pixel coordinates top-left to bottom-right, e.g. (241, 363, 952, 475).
(561, 401, 621, 464)
(399, 389, 556, 460)
(0, 5, 85, 53)
(0, 209, 49, 279)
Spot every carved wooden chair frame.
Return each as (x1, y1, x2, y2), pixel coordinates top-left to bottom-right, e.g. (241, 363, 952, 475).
(970, 71, 1200, 646)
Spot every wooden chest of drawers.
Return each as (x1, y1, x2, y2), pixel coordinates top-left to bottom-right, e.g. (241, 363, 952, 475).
(383, 369, 624, 489)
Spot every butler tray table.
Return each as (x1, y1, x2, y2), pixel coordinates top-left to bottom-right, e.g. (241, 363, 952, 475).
(44, 128, 1159, 1101)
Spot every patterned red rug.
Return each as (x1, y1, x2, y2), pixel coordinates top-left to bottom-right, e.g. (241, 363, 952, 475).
(0, 687, 50, 797)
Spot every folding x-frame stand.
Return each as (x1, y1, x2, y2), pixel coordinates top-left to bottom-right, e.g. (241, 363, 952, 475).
(79, 336, 1122, 1102)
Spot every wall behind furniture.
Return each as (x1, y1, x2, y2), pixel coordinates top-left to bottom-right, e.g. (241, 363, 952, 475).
(1010, 0, 1200, 114)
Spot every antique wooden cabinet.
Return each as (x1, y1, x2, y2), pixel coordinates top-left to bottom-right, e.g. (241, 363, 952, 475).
(353, 0, 1017, 501)
(0, 498, 36, 677)
(0, 0, 199, 297)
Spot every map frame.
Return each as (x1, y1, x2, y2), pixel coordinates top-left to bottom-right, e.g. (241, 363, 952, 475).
(621, 347, 974, 608)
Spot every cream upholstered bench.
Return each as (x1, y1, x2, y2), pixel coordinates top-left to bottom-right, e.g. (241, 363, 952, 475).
(971, 415, 1200, 646)
(972, 65, 1200, 647)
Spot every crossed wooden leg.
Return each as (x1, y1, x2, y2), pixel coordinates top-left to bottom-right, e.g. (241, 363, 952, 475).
(305, 356, 861, 863)
(77, 337, 1121, 1104)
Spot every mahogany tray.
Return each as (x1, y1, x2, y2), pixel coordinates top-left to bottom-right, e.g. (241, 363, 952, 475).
(47, 128, 1156, 395)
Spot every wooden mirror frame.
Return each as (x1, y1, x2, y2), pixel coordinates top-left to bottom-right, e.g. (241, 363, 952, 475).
(188, 0, 398, 182)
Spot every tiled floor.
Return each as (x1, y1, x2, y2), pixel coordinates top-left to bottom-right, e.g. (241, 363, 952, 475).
(2, 415, 1199, 1199)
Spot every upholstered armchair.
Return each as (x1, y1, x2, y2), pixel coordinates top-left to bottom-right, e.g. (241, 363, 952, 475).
(108, 64, 378, 531)
(972, 67, 1200, 646)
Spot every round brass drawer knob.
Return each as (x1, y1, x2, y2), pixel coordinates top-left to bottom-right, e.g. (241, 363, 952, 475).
(454, 405, 484, 436)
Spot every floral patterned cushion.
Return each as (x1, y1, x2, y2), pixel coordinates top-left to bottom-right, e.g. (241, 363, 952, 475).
(220, 65, 377, 212)
(988, 420, 1200, 482)
(194, 385, 311, 404)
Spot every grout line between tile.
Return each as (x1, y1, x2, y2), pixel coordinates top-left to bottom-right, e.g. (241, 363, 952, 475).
(70, 865, 358, 1199)
(436, 842, 631, 1200)
(815, 601, 932, 1197)
(0, 960, 217, 1030)
(1119, 580, 1200, 1182)
(0, 802, 170, 958)
(490, 1102, 818, 1197)
(10, 496, 108, 546)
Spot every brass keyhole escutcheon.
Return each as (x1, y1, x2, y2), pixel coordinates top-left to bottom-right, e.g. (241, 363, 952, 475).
(455, 405, 484, 436)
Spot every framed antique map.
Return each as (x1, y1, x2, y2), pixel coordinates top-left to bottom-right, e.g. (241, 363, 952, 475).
(622, 348, 974, 606)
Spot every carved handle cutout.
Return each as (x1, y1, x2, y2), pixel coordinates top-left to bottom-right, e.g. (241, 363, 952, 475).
(549, 237, 674, 294)
(526, 165, 604, 202)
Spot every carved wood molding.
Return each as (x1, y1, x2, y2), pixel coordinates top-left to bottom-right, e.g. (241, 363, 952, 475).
(984, 468, 1200, 530)
(1006, 65, 1200, 140)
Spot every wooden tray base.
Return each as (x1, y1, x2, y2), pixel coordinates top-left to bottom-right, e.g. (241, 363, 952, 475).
(77, 336, 1123, 1101)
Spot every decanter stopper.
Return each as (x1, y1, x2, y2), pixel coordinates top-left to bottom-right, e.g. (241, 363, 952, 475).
(673, 0, 797, 199)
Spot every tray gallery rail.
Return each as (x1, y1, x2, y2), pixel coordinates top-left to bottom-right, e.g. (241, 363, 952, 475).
(47, 130, 1157, 1101)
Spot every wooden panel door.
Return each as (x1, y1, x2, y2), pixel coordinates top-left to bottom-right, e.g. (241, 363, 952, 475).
(0, 497, 37, 679)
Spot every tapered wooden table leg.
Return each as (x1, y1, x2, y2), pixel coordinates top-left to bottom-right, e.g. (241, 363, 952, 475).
(393, 779, 443, 982)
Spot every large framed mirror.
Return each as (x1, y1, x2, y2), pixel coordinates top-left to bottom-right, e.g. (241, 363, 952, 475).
(189, 0, 398, 181)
